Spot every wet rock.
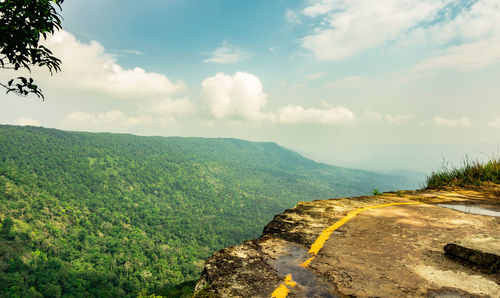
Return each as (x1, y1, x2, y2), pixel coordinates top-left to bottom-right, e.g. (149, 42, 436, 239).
(194, 240, 281, 297)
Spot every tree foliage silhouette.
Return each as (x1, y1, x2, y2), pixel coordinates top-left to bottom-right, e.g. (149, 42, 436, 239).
(0, 0, 64, 99)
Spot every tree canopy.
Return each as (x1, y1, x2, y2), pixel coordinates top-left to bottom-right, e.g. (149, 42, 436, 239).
(0, 125, 419, 297)
(0, 0, 64, 99)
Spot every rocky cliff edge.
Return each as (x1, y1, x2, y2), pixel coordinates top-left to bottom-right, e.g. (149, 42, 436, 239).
(194, 185, 500, 297)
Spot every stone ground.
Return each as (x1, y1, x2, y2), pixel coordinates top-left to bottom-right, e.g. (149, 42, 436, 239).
(195, 184, 500, 297)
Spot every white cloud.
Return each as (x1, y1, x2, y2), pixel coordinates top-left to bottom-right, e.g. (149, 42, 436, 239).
(306, 71, 327, 80)
(277, 105, 355, 125)
(15, 117, 41, 126)
(488, 117, 500, 127)
(117, 49, 143, 56)
(410, 0, 500, 71)
(201, 72, 273, 121)
(386, 113, 413, 125)
(300, 0, 500, 72)
(149, 97, 195, 116)
(285, 9, 302, 23)
(408, 0, 500, 72)
(200, 72, 358, 126)
(302, 0, 336, 17)
(63, 96, 195, 128)
(63, 110, 171, 127)
(417, 0, 500, 45)
(301, 0, 449, 61)
(203, 42, 249, 64)
(325, 76, 364, 88)
(362, 110, 383, 121)
(38, 30, 185, 98)
(410, 39, 500, 72)
(109, 49, 144, 57)
(422, 116, 471, 127)
(292, 83, 306, 89)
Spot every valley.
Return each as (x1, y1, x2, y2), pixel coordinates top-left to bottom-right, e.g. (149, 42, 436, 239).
(0, 125, 420, 297)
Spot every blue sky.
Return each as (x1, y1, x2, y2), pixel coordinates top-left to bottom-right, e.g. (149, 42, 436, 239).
(1, 0, 500, 172)
(62, 0, 306, 82)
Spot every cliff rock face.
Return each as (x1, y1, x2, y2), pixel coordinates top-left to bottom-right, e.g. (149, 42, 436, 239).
(195, 185, 500, 297)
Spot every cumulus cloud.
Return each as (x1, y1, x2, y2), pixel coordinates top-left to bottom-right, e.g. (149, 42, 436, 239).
(488, 117, 500, 127)
(15, 117, 41, 126)
(1, 30, 197, 130)
(200, 72, 356, 125)
(306, 71, 327, 80)
(63, 100, 198, 129)
(277, 104, 355, 125)
(203, 42, 249, 64)
(422, 116, 471, 127)
(36, 30, 185, 98)
(63, 95, 195, 129)
(386, 113, 413, 125)
(201, 72, 273, 121)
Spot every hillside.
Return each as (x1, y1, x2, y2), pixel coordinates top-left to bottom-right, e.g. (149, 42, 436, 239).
(0, 125, 419, 297)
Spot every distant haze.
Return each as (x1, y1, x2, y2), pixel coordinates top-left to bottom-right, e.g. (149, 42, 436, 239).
(295, 143, 500, 174)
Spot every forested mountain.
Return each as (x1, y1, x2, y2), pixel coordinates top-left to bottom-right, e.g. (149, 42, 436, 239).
(0, 125, 419, 297)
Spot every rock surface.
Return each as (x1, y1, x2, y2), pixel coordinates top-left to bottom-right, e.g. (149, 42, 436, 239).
(195, 185, 500, 297)
(444, 235, 500, 273)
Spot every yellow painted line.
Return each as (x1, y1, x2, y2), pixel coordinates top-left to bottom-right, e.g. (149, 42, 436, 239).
(271, 274, 296, 298)
(270, 201, 424, 297)
(283, 274, 296, 287)
(271, 284, 289, 298)
(307, 202, 423, 256)
(299, 256, 315, 268)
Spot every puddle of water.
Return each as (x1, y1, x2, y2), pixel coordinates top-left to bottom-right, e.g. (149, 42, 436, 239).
(272, 244, 336, 297)
(436, 204, 500, 217)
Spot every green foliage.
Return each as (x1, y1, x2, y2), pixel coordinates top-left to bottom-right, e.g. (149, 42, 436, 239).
(0, 0, 64, 99)
(154, 280, 196, 297)
(192, 284, 215, 298)
(426, 157, 500, 189)
(372, 188, 382, 196)
(0, 125, 416, 297)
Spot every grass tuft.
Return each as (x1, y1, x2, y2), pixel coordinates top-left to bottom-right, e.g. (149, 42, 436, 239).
(425, 156, 500, 189)
(372, 188, 382, 196)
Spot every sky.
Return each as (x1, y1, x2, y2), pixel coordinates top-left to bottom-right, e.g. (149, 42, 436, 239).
(1, 0, 500, 172)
